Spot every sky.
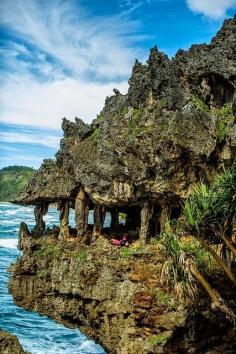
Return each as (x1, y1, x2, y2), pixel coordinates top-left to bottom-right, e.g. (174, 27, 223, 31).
(0, 0, 235, 169)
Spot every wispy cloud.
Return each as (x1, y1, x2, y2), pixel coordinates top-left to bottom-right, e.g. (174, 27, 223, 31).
(0, 0, 144, 81)
(0, 123, 61, 168)
(0, 74, 128, 128)
(186, 0, 236, 19)
(0, 0, 144, 128)
(0, 131, 60, 148)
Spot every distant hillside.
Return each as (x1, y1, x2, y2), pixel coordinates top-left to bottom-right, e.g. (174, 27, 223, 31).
(0, 166, 35, 202)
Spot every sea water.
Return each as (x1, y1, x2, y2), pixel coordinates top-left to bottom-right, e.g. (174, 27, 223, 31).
(0, 203, 107, 354)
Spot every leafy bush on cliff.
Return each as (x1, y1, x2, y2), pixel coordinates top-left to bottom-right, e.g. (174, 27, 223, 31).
(0, 166, 35, 201)
(216, 103, 234, 143)
(183, 161, 236, 242)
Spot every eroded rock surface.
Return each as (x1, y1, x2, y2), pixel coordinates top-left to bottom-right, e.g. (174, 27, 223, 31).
(14, 17, 236, 211)
(0, 330, 29, 354)
(9, 237, 236, 354)
(9, 16, 236, 354)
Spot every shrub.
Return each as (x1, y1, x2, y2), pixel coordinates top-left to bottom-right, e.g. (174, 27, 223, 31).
(72, 250, 88, 264)
(183, 161, 236, 238)
(91, 128, 100, 145)
(36, 269, 48, 278)
(159, 224, 198, 301)
(191, 95, 210, 114)
(119, 247, 132, 259)
(33, 241, 60, 258)
(156, 288, 177, 308)
(148, 333, 169, 346)
(97, 112, 105, 122)
(216, 103, 234, 143)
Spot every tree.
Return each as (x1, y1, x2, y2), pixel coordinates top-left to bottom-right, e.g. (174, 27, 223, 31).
(183, 160, 236, 286)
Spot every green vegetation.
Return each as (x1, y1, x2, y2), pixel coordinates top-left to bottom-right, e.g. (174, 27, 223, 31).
(36, 269, 48, 278)
(119, 247, 132, 259)
(181, 162, 236, 322)
(180, 238, 213, 271)
(183, 162, 236, 241)
(33, 241, 60, 258)
(156, 98, 167, 111)
(128, 108, 143, 132)
(148, 333, 169, 346)
(118, 243, 144, 259)
(122, 107, 129, 115)
(91, 128, 100, 145)
(156, 288, 177, 308)
(0, 165, 35, 201)
(97, 112, 105, 122)
(191, 95, 210, 114)
(159, 224, 199, 301)
(119, 212, 126, 221)
(216, 103, 234, 143)
(159, 162, 236, 301)
(72, 249, 88, 264)
(127, 108, 152, 138)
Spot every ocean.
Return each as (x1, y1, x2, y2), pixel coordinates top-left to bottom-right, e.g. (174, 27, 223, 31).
(0, 202, 106, 354)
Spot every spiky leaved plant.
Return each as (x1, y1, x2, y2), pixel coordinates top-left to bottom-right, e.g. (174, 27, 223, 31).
(160, 221, 199, 302)
(183, 161, 236, 286)
(160, 221, 235, 323)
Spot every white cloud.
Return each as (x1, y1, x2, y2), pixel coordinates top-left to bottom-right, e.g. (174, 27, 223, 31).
(0, 0, 142, 80)
(186, 0, 236, 19)
(0, 73, 128, 128)
(0, 0, 142, 129)
(0, 131, 61, 148)
(0, 155, 43, 162)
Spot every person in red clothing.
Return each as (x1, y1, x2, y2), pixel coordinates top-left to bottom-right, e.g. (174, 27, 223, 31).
(111, 234, 129, 248)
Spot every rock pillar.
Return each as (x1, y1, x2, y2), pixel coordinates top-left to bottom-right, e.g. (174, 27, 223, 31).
(58, 199, 70, 239)
(75, 188, 89, 236)
(110, 208, 119, 232)
(160, 205, 169, 234)
(34, 202, 48, 235)
(93, 205, 106, 239)
(18, 222, 31, 251)
(139, 202, 153, 244)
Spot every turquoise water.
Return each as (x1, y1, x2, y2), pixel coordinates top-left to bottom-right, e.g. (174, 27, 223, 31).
(0, 203, 106, 354)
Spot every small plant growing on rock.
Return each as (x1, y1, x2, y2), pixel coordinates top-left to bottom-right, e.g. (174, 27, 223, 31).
(159, 224, 198, 302)
(148, 332, 170, 347)
(119, 247, 132, 259)
(191, 95, 210, 114)
(91, 128, 100, 145)
(33, 241, 60, 258)
(216, 103, 234, 142)
(155, 288, 177, 309)
(182, 162, 236, 322)
(97, 112, 105, 122)
(72, 250, 88, 264)
(36, 269, 48, 278)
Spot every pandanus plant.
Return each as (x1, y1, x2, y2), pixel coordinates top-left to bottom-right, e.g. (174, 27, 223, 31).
(160, 223, 235, 323)
(183, 160, 236, 285)
(161, 161, 236, 323)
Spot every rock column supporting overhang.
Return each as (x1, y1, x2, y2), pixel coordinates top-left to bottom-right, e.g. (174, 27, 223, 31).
(58, 199, 70, 239)
(34, 202, 48, 235)
(75, 188, 89, 237)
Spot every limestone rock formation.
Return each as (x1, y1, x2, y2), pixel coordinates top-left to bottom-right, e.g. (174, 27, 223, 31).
(9, 16, 236, 354)
(13, 17, 236, 244)
(0, 330, 29, 354)
(9, 236, 236, 354)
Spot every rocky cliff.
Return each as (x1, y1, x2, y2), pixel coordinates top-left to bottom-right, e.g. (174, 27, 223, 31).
(9, 17, 236, 354)
(0, 330, 29, 354)
(9, 229, 236, 354)
(12, 17, 236, 244)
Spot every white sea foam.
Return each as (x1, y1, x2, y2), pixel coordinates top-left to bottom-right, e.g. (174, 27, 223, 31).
(0, 239, 18, 249)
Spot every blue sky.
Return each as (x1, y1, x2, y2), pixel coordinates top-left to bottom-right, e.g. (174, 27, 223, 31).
(0, 0, 235, 169)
